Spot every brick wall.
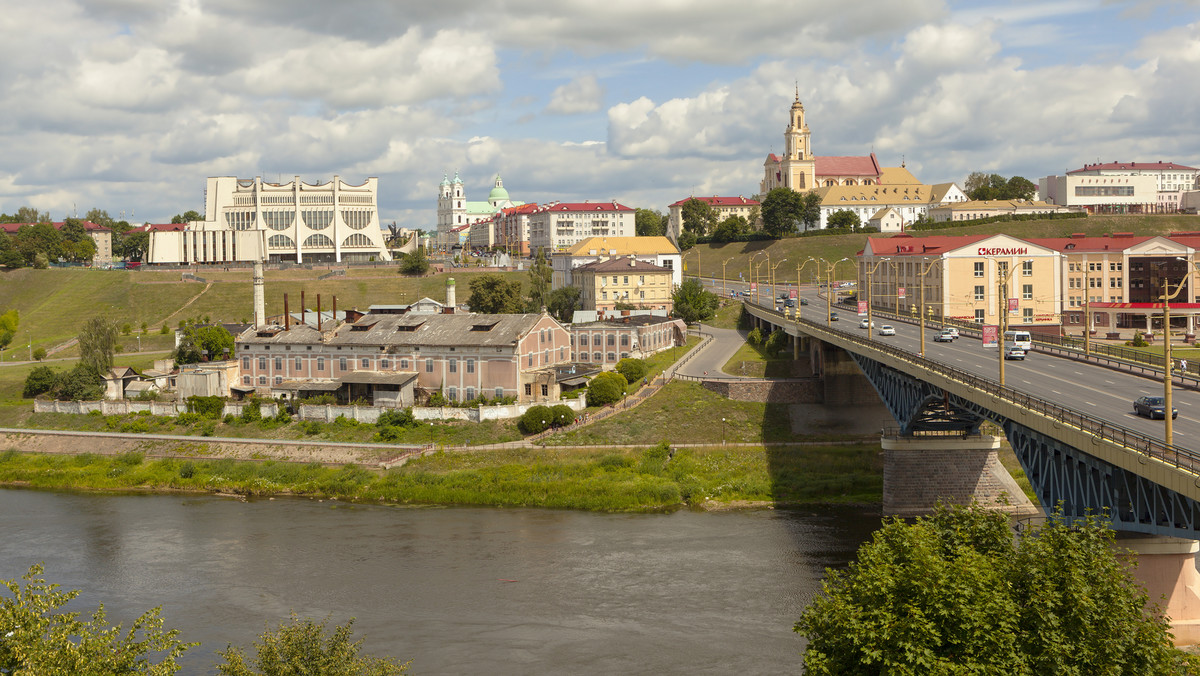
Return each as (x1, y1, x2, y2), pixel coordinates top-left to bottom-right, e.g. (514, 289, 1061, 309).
(882, 437, 1039, 517)
(701, 379, 822, 403)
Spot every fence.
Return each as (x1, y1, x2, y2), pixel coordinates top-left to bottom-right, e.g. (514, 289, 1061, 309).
(34, 399, 278, 418)
(298, 398, 586, 424)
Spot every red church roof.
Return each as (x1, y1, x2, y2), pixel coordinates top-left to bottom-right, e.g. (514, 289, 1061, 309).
(815, 153, 880, 177)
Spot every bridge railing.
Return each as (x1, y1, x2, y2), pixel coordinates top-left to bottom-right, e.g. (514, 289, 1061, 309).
(750, 301, 1200, 475)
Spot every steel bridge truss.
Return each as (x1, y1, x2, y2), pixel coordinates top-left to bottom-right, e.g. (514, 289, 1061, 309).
(851, 353, 1200, 538)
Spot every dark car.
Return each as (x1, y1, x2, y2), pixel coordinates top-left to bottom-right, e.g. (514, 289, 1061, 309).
(799, 298, 809, 306)
(1134, 396, 1178, 420)
(829, 312, 839, 321)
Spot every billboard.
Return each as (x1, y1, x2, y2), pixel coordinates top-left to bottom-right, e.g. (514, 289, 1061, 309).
(982, 324, 999, 347)
(1008, 298, 1019, 315)
(898, 287, 906, 300)
(789, 288, 797, 299)
(857, 301, 868, 316)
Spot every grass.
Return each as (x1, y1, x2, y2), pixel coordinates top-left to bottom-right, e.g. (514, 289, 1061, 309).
(0, 441, 884, 510)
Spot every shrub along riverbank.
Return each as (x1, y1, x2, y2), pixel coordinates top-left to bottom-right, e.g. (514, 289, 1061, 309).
(0, 442, 883, 511)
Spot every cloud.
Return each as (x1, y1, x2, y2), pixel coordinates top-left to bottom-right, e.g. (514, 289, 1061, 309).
(546, 75, 604, 114)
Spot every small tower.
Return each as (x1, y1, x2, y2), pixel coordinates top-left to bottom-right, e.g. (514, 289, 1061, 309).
(252, 261, 266, 328)
(783, 88, 816, 189)
(446, 277, 456, 310)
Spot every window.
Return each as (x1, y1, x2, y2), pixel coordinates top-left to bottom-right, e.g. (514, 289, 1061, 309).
(1022, 260, 1033, 276)
(541, 384, 549, 396)
(242, 356, 250, 370)
(524, 384, 532, 396)
(1023, 308, 1033, 321)
(339, 357, 347, 371)
(274, 376, 282, 385)
(495, 387, 504, 399)
(361, 358, 370, 368)
(242, 376, 251, 385)
(580, 334, 588, 346)
(426, 358, 434, 372)
(1022, 284, 1032, 300)
(607, 335, 615, 346)
(974, 309, 984, 323)
(1089, 262, 1101, 271)
(400, 359, 408, 369)
(317, 357, 325, 371)
(466, 359, 475, 373)
(974, 262, 984, 277)
(593, 352, 601, 362)
(623, 276, 629, 284)
(294, 357, 302, 370)
(580, 352, 589, 361)
(448, 387, 457, 401)
(974, 285, 985, 301)
(607, 352, 616, 362)
(449, 358, 457, 373)
(381, 359, 389, 369)
(621, 335, 629, 346)
(528, 353, 534, 366)
(466, 387, 475, 401)
(1111, 262, 1123, 271)
(1110, 278, 1123, 288)
(258, 357, 267, 370)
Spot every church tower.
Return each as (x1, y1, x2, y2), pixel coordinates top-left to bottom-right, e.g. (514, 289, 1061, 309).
(783, 89, 816, 190)
(436, 171, 467, 248)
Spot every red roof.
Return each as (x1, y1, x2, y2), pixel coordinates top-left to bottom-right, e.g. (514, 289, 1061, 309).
(138, 223, 186, 232)
(765, 153, 781, 163)
(815, 153, 880, 177)
(668, 196, 760, 208)
(539, 202, 633, 212)
(0, 220, 110, 234)
(1068, 161, 1198, 174)
(865, 234, 991, 256)
(866, 232, 1193, 256)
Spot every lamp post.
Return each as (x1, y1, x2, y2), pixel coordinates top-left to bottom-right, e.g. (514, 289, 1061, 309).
(918, 259, 940, 357)
(721, 257, 735, 298)
(823, 257, 850, 325)
(755, 259, 769, 306)
(722, 417, 727, 445)
(749, 252, 765, 302)
(1159, 259, 1190, 446)
(771, 258, 788, 306)
(997, 259, 1033, 387)
(429, 421, 434, 447)
(862, 258, 891, 340)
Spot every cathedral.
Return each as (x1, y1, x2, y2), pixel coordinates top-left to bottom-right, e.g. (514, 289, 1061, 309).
(436, 172, 522, 248)
(760, 93, 912, 193)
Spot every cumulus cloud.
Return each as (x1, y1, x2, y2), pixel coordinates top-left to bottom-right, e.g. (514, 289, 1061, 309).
(546, 75, 604, 114)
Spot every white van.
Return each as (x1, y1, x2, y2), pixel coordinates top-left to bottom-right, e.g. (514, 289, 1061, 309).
(1003, 330, 1032, 351)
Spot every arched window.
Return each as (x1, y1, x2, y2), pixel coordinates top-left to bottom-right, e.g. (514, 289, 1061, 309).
(302, 234, 334, 248)
(267, 234, 294, 248)
(302, 210, 333, 230)
(342, 233, 373, 247)
(341, 210, 373, 230)
(262, 211, 293, 231)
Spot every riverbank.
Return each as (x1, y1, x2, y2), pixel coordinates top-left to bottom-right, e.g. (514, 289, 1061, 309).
(0, 441, 883, 511)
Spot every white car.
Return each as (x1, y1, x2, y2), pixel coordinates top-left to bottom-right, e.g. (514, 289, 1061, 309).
(942, 327, 960, 339)
(878, 325, 896, 336)
(859, 318, 873, 329)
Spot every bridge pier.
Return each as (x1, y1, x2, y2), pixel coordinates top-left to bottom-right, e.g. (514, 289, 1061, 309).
(882, 433, 1040, 518)
(819, 343, 877, 406)
(1118, 535, 1200, 645)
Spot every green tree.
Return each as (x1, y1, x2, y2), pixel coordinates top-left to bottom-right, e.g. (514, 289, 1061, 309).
(527, 249, 553, 311)
(826, 210, 861, 230)
(60, 218, 97, 263)
(586, 371, 627, 406)
(14, 223, 65, 265)
(399, 247, 429, 275)
(672, 278, 719, 323)
(799, 190, 822, 232)
(216, 614, 407, 676)
(119, 229, 150, 261)
(22, 365, 59, 397)
(547, 285, 581, 323)
(0, 235, 22, 268)
(964, 171, 989, 197)
(10, 206, 50, 223)
(795, 504, 1185, 675)
(57, 363, 104, 400)
(171, 210, 203, 224)
(760, 188, 803, 237)
(84, 208, 114, 228)
(676, 230, 698, 250)
(0, 564, 193, 675)
(615, 357, 648, 384)
(519, 405, 554, 434)
(0, 309, 17, 349)
(467, 274, 525, 313)
(635, 208, 666, 237)
(1005, 175, 1037, 201)
(680, 198, 717, 236)
(710, 215, 748, 242)
(175, 323, 236, 364)
(78, 316, 119, 378)
(549, 404, 575, 427)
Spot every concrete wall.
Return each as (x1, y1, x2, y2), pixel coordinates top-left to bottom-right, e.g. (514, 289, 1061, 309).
(881, 434, 1039, 517)
(35, 399, 278, 418)
(702, 379, 822, 403)
(298, 398, 586, 424)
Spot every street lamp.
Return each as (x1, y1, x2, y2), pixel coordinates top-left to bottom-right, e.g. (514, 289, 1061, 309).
(771, 258, 788, 306)
(997, 259, 1034, 387)
(1084, 260, 1092, 357)
(721, 257, 735, 298)
(749, 251, 766, 301)
(918, 259, 941, 357)
(823, 257, 850, 325)
(755, 259, 769, 306)
(1159, 258, 1190, 446)
(862, 257, 891, 340)
(429, 421, 434, 447)
(722, 417, 726, 445)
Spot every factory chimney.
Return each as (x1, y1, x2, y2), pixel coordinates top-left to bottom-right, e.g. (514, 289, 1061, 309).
(253, 261, 265, 328)
(446, 277, 456, 310)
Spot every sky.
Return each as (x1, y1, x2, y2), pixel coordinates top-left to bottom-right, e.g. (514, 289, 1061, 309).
(2, 0, 1199, 231)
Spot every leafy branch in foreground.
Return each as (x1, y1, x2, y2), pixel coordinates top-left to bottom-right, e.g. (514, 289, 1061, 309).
(217, 613, 409, 676)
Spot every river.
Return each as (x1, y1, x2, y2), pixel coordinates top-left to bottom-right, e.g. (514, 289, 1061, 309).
(0, 489, 881, 674)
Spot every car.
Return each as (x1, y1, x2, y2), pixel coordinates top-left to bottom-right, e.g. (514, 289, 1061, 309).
(1134, 396, 1178, 420)
(942, 327, 960, 339)
(799, 298, 809, 306)
(784, 299, 796, 308)
(1003, 346, 1026, 360)
(878, 325, 896, 336)
(830, 312, 839, 321)
(933, 330, 955, 343)
(859, 318, 874, 329)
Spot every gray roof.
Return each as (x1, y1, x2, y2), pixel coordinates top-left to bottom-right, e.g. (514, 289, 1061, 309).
(332, 312, 550, 348)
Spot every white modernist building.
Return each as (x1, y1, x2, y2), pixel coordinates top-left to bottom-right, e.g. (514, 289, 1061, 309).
(527, 201, 635, 253)
(146, 176, 391, 265)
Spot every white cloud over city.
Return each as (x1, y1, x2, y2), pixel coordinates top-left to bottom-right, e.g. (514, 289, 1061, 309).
(1, 0, 1198, 229)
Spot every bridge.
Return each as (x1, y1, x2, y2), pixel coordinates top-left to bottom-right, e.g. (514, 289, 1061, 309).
(740, 289, 1200, 640)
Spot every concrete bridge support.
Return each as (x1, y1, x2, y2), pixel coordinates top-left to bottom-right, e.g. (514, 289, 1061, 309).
(882, 433, 1040, 518)
(819, 342, 878, 406)
(1119, 535, 1200, 645)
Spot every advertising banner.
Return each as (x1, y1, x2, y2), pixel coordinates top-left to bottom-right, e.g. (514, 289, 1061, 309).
(1008, 298, 1019, 314)
(857, 301, 868, 316)
(898, 287, 906, 300)
(982, 324, 999, 347)
(789, 288, 797, 299)
(750, 282, 757, 293)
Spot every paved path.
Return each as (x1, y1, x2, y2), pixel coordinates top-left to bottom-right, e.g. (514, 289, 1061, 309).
(676, 326, 753, 379)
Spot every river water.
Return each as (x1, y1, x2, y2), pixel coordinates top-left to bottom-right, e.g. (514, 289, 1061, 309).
(0, 489, 881, 674)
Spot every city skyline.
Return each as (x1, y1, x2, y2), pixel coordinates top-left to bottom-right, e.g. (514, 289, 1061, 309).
(2, 0, 1198, 230)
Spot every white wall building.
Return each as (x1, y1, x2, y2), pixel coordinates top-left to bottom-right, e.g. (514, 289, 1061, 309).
(527, 202, 635, 253)
(1038, 172, 1161, 213)
(550, 236, 681, 289)
(147, 176, 391, 265)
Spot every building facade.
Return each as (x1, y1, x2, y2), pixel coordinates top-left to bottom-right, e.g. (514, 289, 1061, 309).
(550, 236, 681, 289)
(568, 314, 686, 368)
(1039, 161, 1199, 214)
(527, 201, 635, 253)
(146, 176, 391, 265)
(573, 257, 675, 313)
(817, 183, 967, 230)
(927, 199, 1076, 223)
(436, 172, 522, 249)
(666, 195, 760, 243)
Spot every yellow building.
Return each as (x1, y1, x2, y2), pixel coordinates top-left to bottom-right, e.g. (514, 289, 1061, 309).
(551, 236, 681, 289)
(574, 257, 674, 313)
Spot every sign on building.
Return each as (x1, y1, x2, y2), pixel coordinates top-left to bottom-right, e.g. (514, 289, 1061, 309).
(982, 325, 999, 347)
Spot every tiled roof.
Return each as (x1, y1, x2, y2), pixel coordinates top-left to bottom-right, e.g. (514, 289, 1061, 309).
(575, 257, 670, 273)
(878, 166, 921, 185)
(864, 234, 992, 256)
(817, 184, 935, 206)
(1068, 161, 1198, 174)
(560, 236, 679, 256)
(815, 153, 880, 176)
(538, 202, 633, 212)
(667, 196, 760, 208)
(138, 223, 186, 232)
(765, 153, 781, 163)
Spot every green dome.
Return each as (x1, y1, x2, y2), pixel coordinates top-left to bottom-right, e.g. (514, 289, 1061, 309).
(488, 185, 510, 202)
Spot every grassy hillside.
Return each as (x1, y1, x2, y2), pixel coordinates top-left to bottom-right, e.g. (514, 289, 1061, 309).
(686, 213, 1200, 287)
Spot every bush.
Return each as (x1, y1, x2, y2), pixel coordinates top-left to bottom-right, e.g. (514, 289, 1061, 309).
(747, 327, 764, 345)
(586, 371, 627, 407)
(179, 461, 195, 478)
(176, 412, 201, 425)
(57, 364, 103, 401)
(377, 408, 416, 428)
(186, 395, 225, 419)
(239, 400, 262, 423)
(519, 405, 554, 434)
(615, 358, 648, 384)
(32, 347, 46, 361)
(22, 365, 59, 398)
(159, 325, 170, 335)
(549, 404, 575, 427)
